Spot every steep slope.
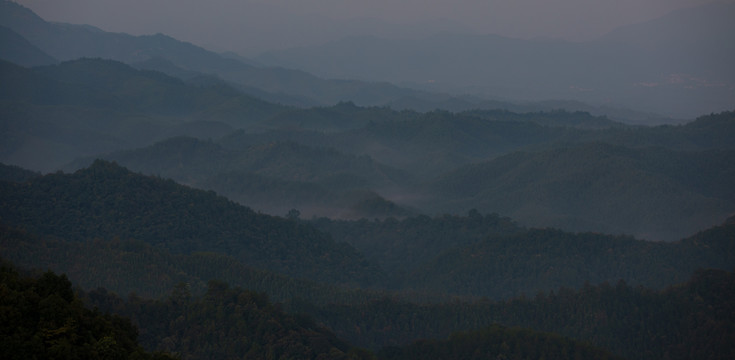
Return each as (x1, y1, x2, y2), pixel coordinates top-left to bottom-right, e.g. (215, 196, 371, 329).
(0, 25, 56, 66)
(0, 160, 383, 286)
(0, 58, 286, 171)
(0, 0, 437, 107)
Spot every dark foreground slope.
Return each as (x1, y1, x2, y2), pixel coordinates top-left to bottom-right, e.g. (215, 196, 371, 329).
(87, 279, 370, 360)
(1, 258, 621, 360)
(0, 262, 175, 360)
(0, 160, 383, 287)
(80, 269, 621, 360)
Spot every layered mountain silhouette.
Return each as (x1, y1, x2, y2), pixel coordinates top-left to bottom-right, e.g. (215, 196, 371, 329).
(256, 2, 735, 118)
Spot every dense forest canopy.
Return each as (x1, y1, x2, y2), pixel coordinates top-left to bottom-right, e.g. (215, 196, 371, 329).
(0, 261, 176, 360)
(1, 2, 734, 358)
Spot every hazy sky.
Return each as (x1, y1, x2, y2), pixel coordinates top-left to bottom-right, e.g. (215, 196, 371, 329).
(14, 0, 723, 54)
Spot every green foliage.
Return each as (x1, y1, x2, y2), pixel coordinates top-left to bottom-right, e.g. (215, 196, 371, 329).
(0, 263, 175, 360)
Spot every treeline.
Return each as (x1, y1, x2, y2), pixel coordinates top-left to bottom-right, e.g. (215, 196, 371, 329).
(311, 211, 523, 281)
(291, 269, 735, 360)
(85, 280, 371, 360)
(80, 270, 621, 360)
(62, 108, 735, 240)
(0, 222, 398, 304)
(0, 160, 385, 287)
(2, 160, 735, 358)
(1, 259, 622, 360)
(2, 160, 734, 302)
(314, 214, 735, 298)
(4, 257, 732, 360)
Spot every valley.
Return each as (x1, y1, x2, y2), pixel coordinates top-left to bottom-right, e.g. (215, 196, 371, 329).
(1, 1, 734, 359)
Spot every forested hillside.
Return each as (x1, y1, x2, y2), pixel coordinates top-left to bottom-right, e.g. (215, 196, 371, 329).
(2, 2, 734, 358)
(427, 142, 735, 239)
(66, 108, 735, 240)
(293, 269, 735, 360)
(67, 136, 415, 219)
(0, 160, 383, 287)
(2, 160, 733, 301)
(313, 214, 735, 296)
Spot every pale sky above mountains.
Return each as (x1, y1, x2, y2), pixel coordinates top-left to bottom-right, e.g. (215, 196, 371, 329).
(13, 0, 727, 55)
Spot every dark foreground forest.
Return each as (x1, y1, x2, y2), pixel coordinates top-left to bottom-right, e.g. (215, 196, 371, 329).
(3, 258, 733, 360)
(1, 161, 734, 359)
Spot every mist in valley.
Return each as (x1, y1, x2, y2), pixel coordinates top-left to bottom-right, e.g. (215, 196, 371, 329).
(2, 0, 735, 359)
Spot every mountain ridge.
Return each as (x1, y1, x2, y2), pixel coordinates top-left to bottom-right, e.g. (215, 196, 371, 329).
(0, 159, 385, 286)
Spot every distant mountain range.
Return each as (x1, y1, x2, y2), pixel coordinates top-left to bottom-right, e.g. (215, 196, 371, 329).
(2, 2, 735, 358)
(0, 0, 698, 123)
(0, 58, 285, 171)
(0, 0, 433, 108)
(256, 1, 735, 118)
(53, 102, 735, 241)
(1, 0, 733, 240)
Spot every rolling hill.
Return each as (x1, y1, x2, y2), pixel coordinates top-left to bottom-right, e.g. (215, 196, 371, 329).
(0, 58, 287, 172)
(427, 142, 735, 240)
(65, 136, 416, 219)
(0, 160, 384, 287)
(0, 0, 441, 108)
